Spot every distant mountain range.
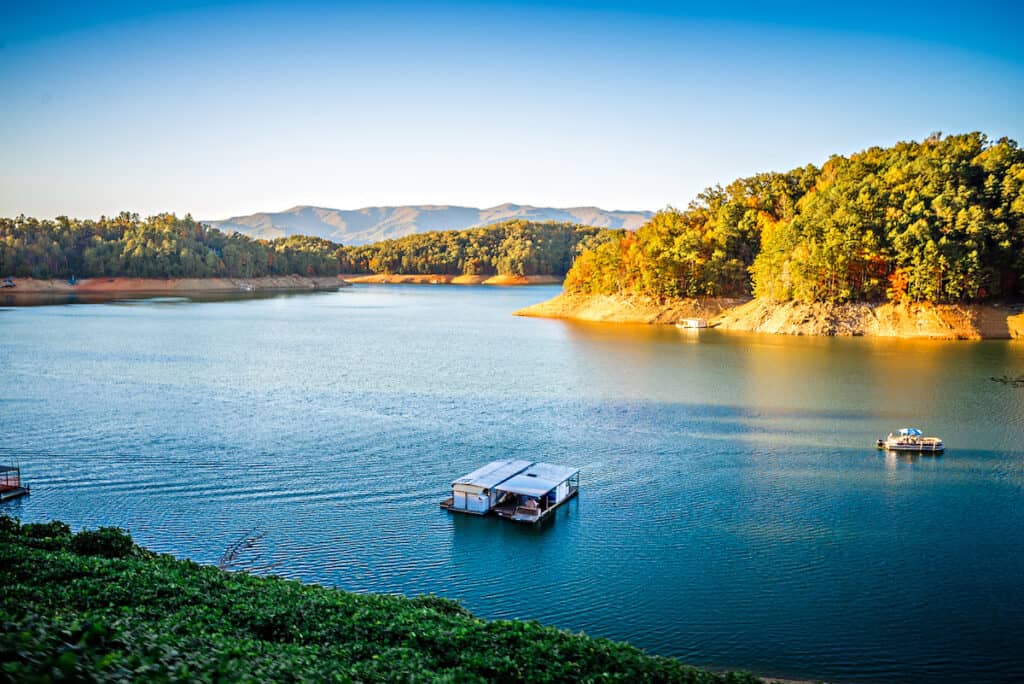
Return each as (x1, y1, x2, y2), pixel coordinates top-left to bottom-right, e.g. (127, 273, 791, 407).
(203, 203, 653, 245)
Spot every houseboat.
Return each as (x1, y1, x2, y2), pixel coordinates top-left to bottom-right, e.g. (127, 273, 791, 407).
(876, 428, 944, 453)
(0, 463, 29, 502)
(441, 460, 579, 524)
(676, 318, 708, 329)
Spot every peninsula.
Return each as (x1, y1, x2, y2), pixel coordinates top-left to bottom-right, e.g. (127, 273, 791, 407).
(519, 133, 1024, 340)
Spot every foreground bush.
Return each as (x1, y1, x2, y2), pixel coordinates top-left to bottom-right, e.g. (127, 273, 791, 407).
(0, 516, 760, 683)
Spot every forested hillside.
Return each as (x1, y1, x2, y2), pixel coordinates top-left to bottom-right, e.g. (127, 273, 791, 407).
(337, 220, 620, 276)
(1, 215, 614, 280)
(7, 134, 1021, 297)
(566, 133, 1024, 303)
(0, 213, 342, 279)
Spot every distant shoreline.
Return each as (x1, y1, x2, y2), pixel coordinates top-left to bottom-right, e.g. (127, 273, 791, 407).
(340, 273, 562, 286)
(2, 275, 348, 295)
(516, 292, 1024, 340)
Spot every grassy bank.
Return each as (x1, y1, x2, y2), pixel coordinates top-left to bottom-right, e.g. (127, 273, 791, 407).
(0, 517, 760, 683)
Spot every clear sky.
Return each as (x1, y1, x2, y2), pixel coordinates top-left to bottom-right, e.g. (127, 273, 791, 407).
(1, 0, 1022, 219)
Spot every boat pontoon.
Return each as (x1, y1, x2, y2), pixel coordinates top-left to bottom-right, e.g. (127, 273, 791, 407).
(876, 428, 944, 453)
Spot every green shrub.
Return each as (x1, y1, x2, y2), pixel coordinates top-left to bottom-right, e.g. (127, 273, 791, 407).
(409, 593, 472, 617)
(0, 519, 762, 683)
(0, 515, 18, 534)
(16, 520, 72, 551)
(71, 527, 137, 559)
(20, 520, 71, 539)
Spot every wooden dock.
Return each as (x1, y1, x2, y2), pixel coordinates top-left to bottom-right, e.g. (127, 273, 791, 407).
(1, 464, 29, 502)
(0, 486, 29, 502)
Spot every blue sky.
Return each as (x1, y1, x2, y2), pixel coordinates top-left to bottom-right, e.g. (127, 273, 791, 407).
(1, 1, 1022, 219)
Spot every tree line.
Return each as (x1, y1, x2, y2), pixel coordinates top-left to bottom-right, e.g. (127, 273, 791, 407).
(6, 133, 1021, 301)
(336, 220, 618, 276)
(0, 213, 342, 279)
(566, 132, 1024, 304)
(1, 215, 616, 280)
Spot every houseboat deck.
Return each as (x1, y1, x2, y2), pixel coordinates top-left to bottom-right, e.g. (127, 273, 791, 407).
(491, 484, 579, 523)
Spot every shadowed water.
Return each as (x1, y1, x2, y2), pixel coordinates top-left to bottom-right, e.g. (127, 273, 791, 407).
(2, 285, 1023, 683)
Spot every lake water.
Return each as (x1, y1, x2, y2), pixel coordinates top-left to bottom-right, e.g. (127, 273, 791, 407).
(2, 285, 1023, 683)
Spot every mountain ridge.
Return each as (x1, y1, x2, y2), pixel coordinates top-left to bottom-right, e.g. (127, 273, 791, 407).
(204, 203, 653, 245)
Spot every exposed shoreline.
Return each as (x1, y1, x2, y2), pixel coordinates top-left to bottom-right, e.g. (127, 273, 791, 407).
(2, 275, 348, 295)
(340, 273, 562, 286)
(516, 292, 1024, 340)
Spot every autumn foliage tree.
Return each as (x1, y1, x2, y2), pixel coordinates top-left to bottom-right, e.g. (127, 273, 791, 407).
(567, 133, 1024, 304)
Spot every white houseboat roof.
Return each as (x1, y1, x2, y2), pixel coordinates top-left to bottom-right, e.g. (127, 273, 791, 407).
(496, 462, 579, 497)
(452, 459, 532, 489)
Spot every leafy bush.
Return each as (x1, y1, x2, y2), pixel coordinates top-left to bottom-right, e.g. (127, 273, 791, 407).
(0, 519, 762, 683)
(71, 527, 137, 559)
(409, 593, 472, 617)
(0, 515, 18, 534)
(15, 520, 73, 551)
(20, 520, 71, 539)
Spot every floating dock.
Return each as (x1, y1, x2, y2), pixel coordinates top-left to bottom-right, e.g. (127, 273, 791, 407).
(0, 464, 29, 502)
(441, 460, 579, 524)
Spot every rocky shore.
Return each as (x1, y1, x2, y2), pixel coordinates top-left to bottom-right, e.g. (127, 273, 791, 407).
(516, 292, 1024, 340)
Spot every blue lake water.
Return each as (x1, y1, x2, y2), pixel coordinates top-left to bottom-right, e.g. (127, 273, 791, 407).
(1, 285, 1023, 683)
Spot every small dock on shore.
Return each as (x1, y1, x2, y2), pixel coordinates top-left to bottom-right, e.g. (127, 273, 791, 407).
(441, 460, 579, 524)
(0, 464, 29, 502)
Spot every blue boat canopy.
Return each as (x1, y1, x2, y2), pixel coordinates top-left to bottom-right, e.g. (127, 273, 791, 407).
(898, 427, 923, 436)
